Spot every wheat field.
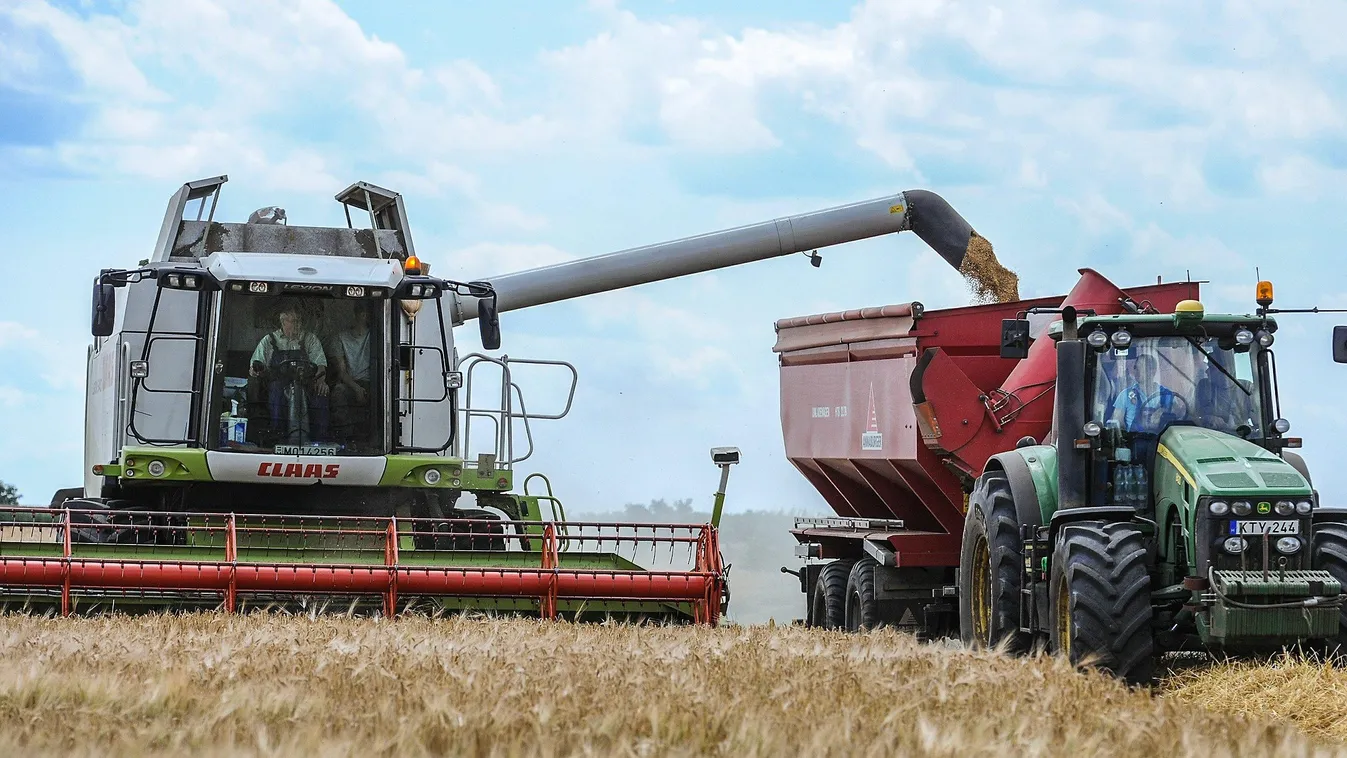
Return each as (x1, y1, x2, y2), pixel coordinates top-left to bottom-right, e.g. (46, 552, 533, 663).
(0, 615, 1342, 757)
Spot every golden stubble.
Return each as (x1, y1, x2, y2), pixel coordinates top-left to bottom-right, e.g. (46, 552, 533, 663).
(0, 614, 1336, 757)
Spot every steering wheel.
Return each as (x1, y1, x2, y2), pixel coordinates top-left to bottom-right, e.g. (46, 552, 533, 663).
(1140, 393, 1189, 429)
(272, 357, 315, 385)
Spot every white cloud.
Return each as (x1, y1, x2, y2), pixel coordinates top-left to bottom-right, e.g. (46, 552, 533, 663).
(9, 0, 165, 101)
(0, 322, 40, 348)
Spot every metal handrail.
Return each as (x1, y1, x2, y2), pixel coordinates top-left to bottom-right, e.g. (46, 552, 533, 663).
(457, 353, 579, 467)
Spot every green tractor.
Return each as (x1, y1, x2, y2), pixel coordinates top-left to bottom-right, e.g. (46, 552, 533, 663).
(961, 284, 1345, 682)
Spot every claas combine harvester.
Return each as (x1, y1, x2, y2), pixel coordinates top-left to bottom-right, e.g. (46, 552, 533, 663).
(3, 176, 999, 621)
(778, 269, 1347, 681)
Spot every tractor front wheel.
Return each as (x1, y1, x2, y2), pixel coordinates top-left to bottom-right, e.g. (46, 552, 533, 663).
(1311, 522, 1347, 653)
(959, 470, 1029, 651)
(1049, 521, 1155, 685)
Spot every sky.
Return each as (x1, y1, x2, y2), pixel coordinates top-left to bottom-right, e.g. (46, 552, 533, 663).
(2, 0, 1347, 515)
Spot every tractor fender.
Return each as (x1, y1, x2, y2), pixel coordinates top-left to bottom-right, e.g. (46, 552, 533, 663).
(1047, 506, 1138, 542)
(985, 444, 1058, 528)
(1283, 451, 1312, 484)
(1313, 508, 1347, 526)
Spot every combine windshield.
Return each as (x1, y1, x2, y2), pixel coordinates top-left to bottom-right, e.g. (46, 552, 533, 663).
(211, 292, 386, 455)
(1090, 336, 1264, 438)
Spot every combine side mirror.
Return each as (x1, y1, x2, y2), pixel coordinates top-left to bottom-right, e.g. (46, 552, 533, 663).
(91, 281, 116, 337)
(1334, 326, 1347, 364)
(1000, 318, 1031, 360)
(478, 296, 501, 351)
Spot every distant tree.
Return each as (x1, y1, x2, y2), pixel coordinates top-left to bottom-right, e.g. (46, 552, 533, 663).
(0, 481, 18, 505)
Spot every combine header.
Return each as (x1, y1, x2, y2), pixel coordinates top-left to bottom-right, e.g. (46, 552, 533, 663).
(16, 176, 1005, 619)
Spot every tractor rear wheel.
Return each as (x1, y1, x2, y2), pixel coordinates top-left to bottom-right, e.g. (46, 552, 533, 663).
(1311, 523, 1347, 652)
(959, 470, 1029, 651)
(810, 559, 855, 630)
(1050, 521, 1155, 685)
(845, 557, 882, 632)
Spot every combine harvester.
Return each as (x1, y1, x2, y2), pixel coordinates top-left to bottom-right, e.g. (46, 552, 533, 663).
(779, 270, 1347, 681)
(3, 176, 1004, 621)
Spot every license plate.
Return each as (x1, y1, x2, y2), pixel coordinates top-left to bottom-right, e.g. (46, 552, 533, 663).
(1230, 520, 1300, 535)
(275, 445, 338, 456)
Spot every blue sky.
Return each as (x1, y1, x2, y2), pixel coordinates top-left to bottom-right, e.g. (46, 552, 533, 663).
(2, 0, 1347, 512)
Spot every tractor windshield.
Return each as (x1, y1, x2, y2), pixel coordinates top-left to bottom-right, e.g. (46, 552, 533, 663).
(1090, 336, 1264, 438)
(211, 292, 386, 455)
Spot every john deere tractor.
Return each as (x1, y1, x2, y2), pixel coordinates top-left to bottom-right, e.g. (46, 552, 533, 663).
(960, 282, 1346, 683)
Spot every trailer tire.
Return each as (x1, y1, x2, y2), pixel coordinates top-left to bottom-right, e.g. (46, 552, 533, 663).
(845, 557, 883, 632)
(959, 470, 1029, 652)
(1311, 523, 1347, 652)
(810, 560, 854, 630)
(1050, 521, 1154, 685)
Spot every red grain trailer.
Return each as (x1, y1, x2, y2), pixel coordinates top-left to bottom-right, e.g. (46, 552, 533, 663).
(776, 269, 1200, 635)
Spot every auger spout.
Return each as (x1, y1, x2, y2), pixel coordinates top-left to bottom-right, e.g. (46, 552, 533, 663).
(453, 189, 1018, 323)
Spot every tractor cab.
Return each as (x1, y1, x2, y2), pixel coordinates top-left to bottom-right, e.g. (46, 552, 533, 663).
(1015, 297, 1293, 513)
(1074, 304, 1284, 509)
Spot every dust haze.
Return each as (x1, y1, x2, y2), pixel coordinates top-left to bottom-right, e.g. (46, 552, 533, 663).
(575, 499, 805, 625)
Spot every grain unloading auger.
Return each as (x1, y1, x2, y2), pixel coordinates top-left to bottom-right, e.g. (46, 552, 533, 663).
(7, 176, 1004, 619)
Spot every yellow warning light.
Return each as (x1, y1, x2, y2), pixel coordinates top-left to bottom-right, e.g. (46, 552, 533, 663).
(404, 255, 423, 276)
(1256, 280, 1274, 308)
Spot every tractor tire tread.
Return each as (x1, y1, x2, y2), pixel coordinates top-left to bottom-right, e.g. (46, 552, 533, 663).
(959, 470, 1030, 652)
(1311, 523, 1347, 650)
(1052, 521, 1155, 685)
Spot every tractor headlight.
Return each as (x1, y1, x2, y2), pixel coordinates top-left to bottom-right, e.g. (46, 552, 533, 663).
(1296, 501, 1313, 515)
(1232, 501, 1253, 516)
(147, 460, 166, 478)
(423, 468, 442, 486)
(1208, 500, 1230, 516)
(1235, 328, 1255, 347)
(1255, 329, 1275, 347)
(1273, 418, 1291, 434)
(1275, 536, 1302, 555)
(1083, 421, 1102, 437)
(1086, 329, 1108, 349)
(1274, 500, 1295, 516)
(1110, 329, 1132, 349)
(1224, 536, 1248, 554)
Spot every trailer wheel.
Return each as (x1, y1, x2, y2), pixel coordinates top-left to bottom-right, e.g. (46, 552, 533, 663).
(1049, 521, 1154, 685)
(959, 470, 1029, 651)
(1311, 523, 1347, 652)
(810, 560, 854, 629)
(844, 557, 882, 632)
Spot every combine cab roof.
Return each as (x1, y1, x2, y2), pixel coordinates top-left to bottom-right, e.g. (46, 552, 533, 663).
(203, 252, 404, 288)
(152, 175, 413, 263)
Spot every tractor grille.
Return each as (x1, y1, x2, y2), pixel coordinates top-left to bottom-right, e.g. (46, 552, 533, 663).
(1208, 473, 1257, 488)
(1260, 472, 1305, 488)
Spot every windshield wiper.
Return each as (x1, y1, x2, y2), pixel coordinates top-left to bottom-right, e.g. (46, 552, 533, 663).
(1185, 336, 1251, 396)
